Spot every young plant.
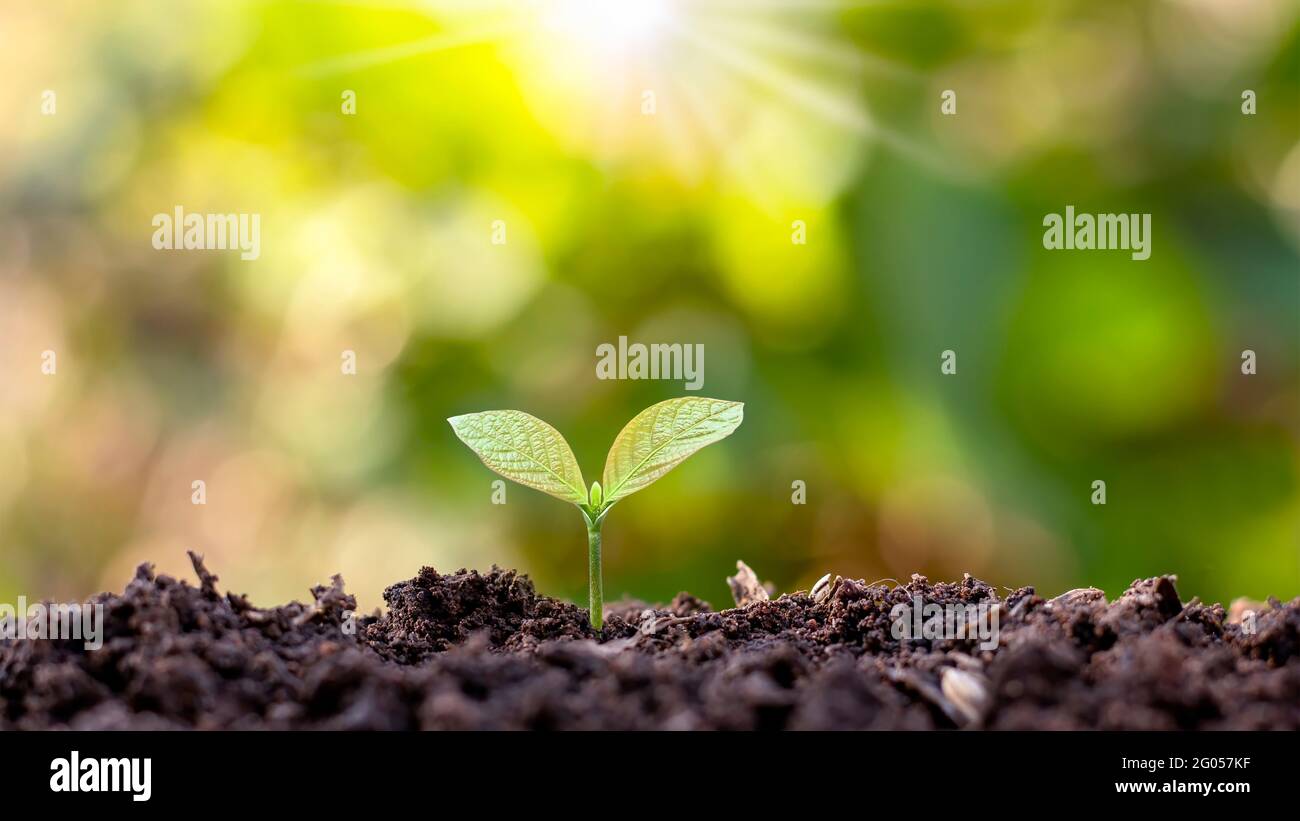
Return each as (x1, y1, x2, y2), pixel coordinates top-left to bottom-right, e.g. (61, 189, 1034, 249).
(449, 397, 743, 630)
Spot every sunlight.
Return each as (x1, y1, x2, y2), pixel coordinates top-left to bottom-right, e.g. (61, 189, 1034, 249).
(539, 0, 676, 58)
(296, 0, 938, 194)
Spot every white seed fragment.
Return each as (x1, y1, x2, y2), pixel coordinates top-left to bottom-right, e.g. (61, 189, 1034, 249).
(1227, 597, 1266, 624)
(940, 667, 991, 726)
(1046, 587, 1107, 610)
(727, 560, 770, 607)
(810, 573, 832, 601)
(810, 574, 842, 604)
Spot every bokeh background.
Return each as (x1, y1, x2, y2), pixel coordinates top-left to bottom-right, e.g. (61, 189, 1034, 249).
(1, 0, 1297, 613)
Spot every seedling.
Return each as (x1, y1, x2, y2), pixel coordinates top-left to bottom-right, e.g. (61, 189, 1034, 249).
(449, 396, 743, 629)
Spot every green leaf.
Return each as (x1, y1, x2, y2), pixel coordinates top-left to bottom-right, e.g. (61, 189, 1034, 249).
(602, 397, 743, 503)
(448, 410, 587, 505)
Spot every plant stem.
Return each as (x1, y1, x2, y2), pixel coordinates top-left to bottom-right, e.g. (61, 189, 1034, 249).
(586, 515, 603, 631)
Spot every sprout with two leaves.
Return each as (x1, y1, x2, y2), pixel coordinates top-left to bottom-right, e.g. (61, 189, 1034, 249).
(449, 397, 744, 629)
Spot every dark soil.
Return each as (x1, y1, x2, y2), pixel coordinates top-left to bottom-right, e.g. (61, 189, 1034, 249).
(2, 554, 1297, 730)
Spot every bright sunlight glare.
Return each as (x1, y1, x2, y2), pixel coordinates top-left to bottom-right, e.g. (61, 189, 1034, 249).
(539, 0, 675, 57)
(301, 0, 902, 189)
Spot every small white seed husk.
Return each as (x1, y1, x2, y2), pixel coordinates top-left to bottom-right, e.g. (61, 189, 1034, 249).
(940, 667, 991, 726)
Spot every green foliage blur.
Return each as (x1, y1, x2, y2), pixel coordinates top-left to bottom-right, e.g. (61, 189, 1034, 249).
(0, 0, 1296, 612)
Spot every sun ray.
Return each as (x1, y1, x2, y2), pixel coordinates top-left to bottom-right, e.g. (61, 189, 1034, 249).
(666, 17, 873, 135)
(666, 62, 768, 202)
(589, 46, 635, 172)
(867, 123, 971, 181)
(296, 0, 523, 13)
(690, 13, 924, 82)
(649, 61, 705, 182)
(298, 15, 523, 77)
(697, 0, 894, 11)
(667, 15, 965, 179)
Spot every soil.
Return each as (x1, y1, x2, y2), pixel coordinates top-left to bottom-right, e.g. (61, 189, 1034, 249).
(1, 554, 1297, 730)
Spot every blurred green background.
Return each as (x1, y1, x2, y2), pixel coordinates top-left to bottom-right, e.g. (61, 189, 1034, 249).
(1, 0, 1297, 613)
